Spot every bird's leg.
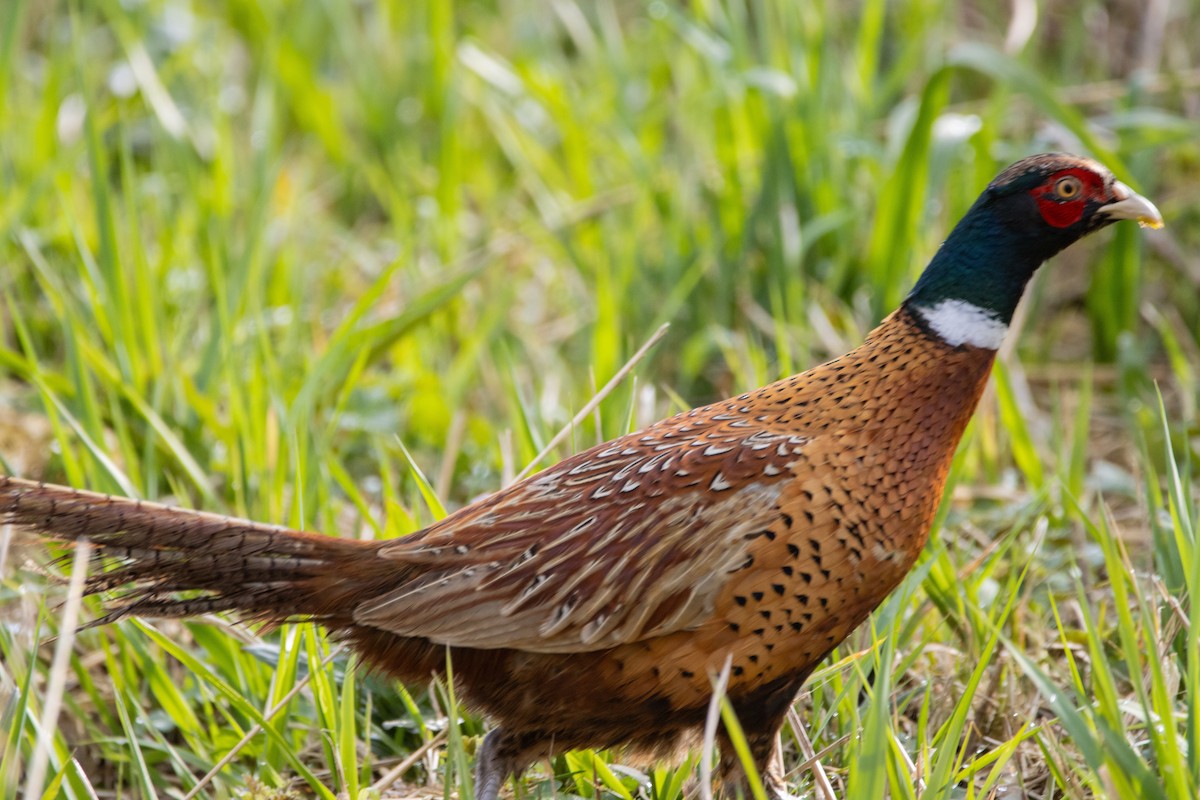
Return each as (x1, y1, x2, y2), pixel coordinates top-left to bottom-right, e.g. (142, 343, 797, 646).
(716, 727, 792, 800)
(473, 728, 536, 800)
(473, 730, 511, 800)
(757, 731, 801, 800)
(758, 732, 791, 800)
(716, 675, 805, 800)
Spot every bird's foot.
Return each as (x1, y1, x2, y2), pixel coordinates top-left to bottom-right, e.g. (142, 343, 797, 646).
(765, 783, 802, 800)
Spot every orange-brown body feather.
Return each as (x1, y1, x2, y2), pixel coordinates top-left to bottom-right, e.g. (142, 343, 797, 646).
(1, 306, 992, 792)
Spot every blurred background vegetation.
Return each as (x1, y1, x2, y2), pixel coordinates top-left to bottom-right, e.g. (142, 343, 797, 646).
(1, 1, 1198, 798)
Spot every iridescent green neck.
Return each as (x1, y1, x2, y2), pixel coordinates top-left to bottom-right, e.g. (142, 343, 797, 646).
(903, 190, 1078, 348)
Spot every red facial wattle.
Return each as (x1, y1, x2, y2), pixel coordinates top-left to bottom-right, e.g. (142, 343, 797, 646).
(1035, 193, 1085, 227)
(1032, 167, 1104, 228)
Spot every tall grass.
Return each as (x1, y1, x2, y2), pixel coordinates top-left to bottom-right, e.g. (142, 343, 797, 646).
(1, 0, 1198, 797)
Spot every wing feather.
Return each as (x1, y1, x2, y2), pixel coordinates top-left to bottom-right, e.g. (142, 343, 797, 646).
(354, 409, 812, 653)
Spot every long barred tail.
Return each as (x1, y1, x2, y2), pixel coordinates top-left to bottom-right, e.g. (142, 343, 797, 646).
(1, 475, 396, 628)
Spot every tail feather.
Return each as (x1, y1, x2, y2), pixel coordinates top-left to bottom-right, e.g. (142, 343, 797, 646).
(1, 475, 395, 628)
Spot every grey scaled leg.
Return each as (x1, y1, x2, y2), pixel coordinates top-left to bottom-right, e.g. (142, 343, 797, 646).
(718, 729, 796, 800)
(474, 728, 534, 800)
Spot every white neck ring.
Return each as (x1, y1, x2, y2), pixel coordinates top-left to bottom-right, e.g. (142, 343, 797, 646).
(914, 299, 1008, 350)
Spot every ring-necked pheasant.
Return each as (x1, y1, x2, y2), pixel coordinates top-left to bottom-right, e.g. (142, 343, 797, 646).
(2, 153, 1162, 799)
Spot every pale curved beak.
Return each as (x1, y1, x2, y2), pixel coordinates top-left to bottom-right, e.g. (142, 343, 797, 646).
(1100, 181, 1163, 229)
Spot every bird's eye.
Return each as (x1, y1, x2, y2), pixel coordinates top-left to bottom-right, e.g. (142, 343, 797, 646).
(1054, 176, 1083, 199)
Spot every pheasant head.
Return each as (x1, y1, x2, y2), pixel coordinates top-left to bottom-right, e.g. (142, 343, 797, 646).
(905, 153, 1162, 349)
